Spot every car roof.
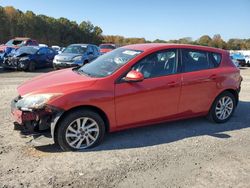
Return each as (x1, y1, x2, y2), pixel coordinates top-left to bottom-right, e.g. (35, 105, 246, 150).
(100, 43, 115, 46)
(70, 44, 97, 47)
(123, 43, 227, 54)
(14, 37, 31, 41)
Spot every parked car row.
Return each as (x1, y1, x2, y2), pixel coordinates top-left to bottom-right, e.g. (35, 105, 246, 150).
(0, 37, 117, 72)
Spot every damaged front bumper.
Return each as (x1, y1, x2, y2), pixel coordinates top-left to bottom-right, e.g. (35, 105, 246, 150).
(11, 96, 64, 139)
(3, 57, 29, 70)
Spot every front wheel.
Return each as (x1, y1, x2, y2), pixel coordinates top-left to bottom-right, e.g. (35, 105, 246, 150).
(27, 61, 35, 72)
(208, 91, 236, 123)
(56, 109, 106, 151)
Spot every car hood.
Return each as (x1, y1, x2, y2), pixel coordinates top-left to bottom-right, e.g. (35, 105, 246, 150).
(8, 51, 32, 58)
(17, 68, 97, 96)
(56, 53, 82, 61)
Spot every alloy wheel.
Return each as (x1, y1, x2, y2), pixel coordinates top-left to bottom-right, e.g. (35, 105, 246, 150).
(215, 96, 234, 120)
(65, 117, 100, 149)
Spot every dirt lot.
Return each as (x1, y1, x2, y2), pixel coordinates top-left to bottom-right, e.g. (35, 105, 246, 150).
(0, 67, 250, 188)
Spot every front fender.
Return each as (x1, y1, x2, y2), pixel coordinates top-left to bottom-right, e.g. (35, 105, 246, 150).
(48, 89, 116, 132)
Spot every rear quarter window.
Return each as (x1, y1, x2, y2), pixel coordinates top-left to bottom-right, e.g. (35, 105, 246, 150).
(210, 53, 222, 68)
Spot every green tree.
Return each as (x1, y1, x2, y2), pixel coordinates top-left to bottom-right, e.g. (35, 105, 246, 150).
(0, 6, 103, 47)
(210, 34, 227, 49)
(197, 35, 212, 46)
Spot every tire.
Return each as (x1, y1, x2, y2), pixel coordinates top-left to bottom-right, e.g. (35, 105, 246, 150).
(247, 61, 250, 67)
(53, 64, 58, 70)
(56, 109, 106, 151)
(28, 61, 35, 72)
(207, 91, 236, 123)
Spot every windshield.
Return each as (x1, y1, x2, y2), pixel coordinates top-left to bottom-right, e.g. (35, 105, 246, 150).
(5, 39, 24, 47)
(100, 45, 116, 49)
(77, 48, 142, 77)
(63, 45, 86, 54)
(16, 46, 39, 54)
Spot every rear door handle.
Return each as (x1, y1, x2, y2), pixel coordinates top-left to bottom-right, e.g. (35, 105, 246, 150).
(209, 74, 217, 80)
(167, 81, 178, 87)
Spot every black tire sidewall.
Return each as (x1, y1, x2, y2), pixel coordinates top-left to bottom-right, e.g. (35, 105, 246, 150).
(56, 109, 106, 151)
(209, 91, 236, 123)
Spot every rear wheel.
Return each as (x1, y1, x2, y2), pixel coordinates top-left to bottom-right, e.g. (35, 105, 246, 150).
(208, 91, 236, 123)
(56, 109, 106, 151)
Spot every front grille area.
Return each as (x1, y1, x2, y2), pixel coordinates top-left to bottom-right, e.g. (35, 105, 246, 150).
(3, 57, 20, 68)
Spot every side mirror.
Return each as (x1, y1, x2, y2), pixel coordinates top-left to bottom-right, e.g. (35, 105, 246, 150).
(124, 70, 144, 82)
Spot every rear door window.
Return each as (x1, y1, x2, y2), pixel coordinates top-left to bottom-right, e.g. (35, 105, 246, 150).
(32, 40, 38, 46)
(26, 40, 33, 46)
(87, 46, 94, 54)
(38, 48, 47, 55)
(182, 49, 210, 72)
(47, 48, 55, 54)
(93, 46, 99, 55)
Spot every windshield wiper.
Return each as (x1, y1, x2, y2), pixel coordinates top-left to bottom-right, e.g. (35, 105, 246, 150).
(73, 68, 94, 77)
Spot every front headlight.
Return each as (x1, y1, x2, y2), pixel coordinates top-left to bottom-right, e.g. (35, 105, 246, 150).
(72, 56, 82, 61)
(16, 93, 62, 110)
(19, 57, 30, 61)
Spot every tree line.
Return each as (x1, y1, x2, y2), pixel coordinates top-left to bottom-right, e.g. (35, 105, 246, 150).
(1, 6, 250, 50)
(0, 6, 103, 46)
(103, 35, 250, 50)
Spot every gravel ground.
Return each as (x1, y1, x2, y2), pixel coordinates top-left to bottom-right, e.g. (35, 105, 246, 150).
(0, 67, 250, 188)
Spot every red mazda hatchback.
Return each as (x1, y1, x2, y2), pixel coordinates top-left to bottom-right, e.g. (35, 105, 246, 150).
(11, 44, 242, 151)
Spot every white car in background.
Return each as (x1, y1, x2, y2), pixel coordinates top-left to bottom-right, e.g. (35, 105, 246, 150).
(39, 44, 48, 47)
(51, 45, 61, 52)
(245, 55, 250, 67)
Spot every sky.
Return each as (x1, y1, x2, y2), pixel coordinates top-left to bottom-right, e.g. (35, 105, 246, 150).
(0, 0, 250, 41)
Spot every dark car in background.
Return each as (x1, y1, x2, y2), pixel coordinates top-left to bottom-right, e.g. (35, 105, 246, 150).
(3, 46, 57, 71)
(99, 43, 116, 54)
(53, 44, 100, 69)
(0, 37, 39, 64)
